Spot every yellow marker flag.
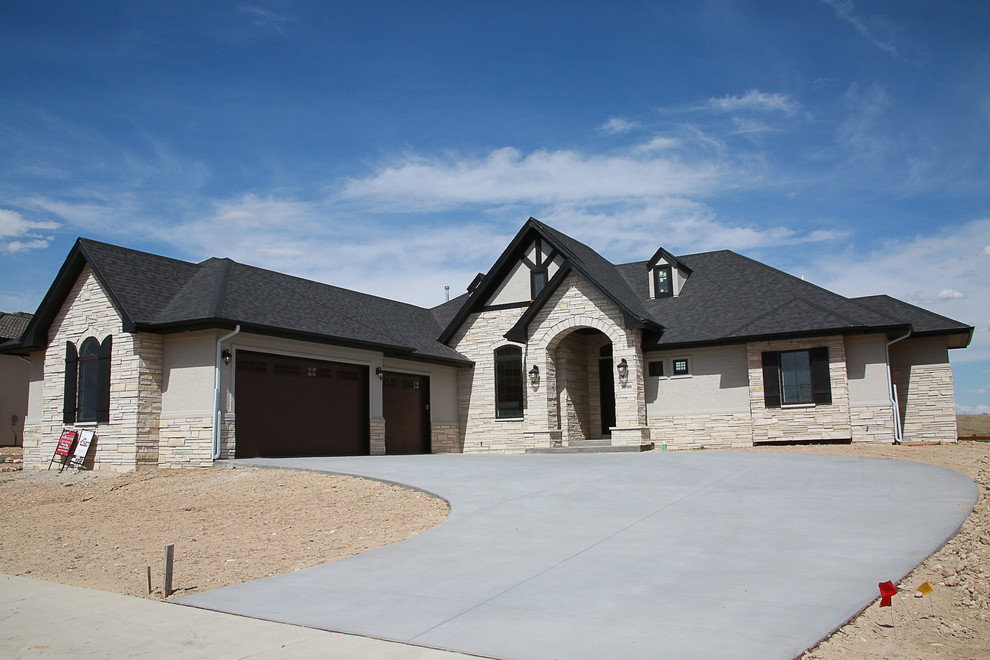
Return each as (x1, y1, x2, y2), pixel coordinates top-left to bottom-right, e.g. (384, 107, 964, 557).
(917, 580, 934, 595)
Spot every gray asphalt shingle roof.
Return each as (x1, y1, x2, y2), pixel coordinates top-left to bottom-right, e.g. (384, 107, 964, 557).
(0, 312, 32, 342)
(11, 239, 468, 364)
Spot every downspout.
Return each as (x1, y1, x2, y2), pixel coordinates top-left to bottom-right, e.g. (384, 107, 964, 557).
(885, 328, 911, 444)
(212, 325, 241, 460)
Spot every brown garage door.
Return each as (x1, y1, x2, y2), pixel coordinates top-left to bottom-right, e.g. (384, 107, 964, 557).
(383, 372, 430, 454)
(235, 351, 369, 458)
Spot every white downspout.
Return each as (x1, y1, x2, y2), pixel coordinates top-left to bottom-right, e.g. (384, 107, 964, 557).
(212, 326, 240, 460)
(885, 328, 911, 444)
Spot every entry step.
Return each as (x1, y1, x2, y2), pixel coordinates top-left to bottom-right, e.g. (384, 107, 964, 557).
(526, 440, 654, 454)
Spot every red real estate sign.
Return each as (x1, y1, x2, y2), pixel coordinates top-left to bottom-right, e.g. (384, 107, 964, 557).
(55, 430, 77, 457)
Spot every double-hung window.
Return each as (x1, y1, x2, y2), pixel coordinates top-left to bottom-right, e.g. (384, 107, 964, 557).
(761, 347, 831, 407)
(494, 345, 524, 419)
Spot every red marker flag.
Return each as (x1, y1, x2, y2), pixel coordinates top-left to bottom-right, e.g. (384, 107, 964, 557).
(879, 581, 898, 607)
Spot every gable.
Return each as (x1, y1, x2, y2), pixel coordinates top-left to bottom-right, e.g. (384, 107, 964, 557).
(440, 217, 661, 345)
(486, 237, 566, 307)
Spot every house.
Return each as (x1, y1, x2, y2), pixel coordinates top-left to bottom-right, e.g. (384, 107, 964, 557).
(0, 311, 32, 447)
(0, 218, 972, 471)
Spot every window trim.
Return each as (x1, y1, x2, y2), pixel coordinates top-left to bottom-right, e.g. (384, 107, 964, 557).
(671, 357, 690, 377)
(494, 345, 524, 419)
(653, 265, 673, 298)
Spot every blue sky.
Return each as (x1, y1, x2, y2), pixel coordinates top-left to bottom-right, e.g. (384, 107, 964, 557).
(1, 1, 988, 412)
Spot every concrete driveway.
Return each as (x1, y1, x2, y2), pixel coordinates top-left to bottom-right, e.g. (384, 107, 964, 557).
(177, 451, 977, 660)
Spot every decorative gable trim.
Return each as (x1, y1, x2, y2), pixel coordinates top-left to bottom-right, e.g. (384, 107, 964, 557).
(439, 217, 663, 345)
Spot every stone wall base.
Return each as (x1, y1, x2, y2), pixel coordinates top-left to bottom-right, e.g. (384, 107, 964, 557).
(159, 414, 214, 468)
(431, 423, 461, 453)
(649, 412, 753, 450)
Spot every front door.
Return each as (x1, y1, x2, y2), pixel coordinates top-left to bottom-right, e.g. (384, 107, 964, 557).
(598, 351, 616, 436)
(383, 372, 431, 454)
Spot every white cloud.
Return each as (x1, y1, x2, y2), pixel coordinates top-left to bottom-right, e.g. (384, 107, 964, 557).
(338, 146, 723, 211)
(0, 208, 59, 252)
(957, 403, 990, 415)
(981, 244, 990, 256)
(938, 289, 966, 300)
(601, 117, 639, 134)
(635, 136, 679, 153)
(819, 0, 899, 56)
(809, 217, 990, 363)
(706, 90, 799, 116)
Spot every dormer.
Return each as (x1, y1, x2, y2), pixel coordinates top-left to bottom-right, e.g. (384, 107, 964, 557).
(646, 247, 692, 299)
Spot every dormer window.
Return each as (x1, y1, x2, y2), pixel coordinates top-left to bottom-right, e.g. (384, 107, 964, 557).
(654, 265, 672, 298)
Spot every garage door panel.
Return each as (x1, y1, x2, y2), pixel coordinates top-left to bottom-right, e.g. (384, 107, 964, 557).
(235, 351, 369, 458)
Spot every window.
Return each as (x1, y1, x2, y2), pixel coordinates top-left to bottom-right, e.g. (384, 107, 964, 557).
(494, 345, 524, 418)
(64, 336, 112, 424)
(654, 265, 672, 298)
(531, 269, 548, 298)
(761, 347, 831, 408)
(672, 358, 689, 376)
(648, 361, 664, 377)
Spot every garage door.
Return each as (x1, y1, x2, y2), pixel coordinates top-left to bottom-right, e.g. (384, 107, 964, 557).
(383, 372, 430, 454)
(234, 351, 369, 458)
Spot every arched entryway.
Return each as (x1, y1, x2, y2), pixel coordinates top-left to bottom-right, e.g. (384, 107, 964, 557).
(549, 328, 615, 443)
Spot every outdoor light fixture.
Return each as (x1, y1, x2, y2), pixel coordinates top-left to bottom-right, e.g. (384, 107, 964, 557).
(616, 358, 629, 379)
(221, 349, 232, 366)
(528, 365, 540, 384)
(376, 367, 384, 380)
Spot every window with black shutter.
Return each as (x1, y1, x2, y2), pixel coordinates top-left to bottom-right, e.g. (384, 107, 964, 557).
(762, 347, 830, 407)
(65, 336, 112, 424)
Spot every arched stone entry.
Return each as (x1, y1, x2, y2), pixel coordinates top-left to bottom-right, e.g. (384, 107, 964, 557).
(546, 328, 615, 445)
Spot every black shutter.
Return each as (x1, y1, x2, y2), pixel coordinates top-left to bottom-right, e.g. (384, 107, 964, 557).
(810, 346, 832, 405)
(63, 342, 77, 424)
(97, 336, 113, 423)
(761, 351, 781, 408)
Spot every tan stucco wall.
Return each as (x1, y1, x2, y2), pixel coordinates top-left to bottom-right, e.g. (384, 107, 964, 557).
(0, 353, 31, 446)
(645, 344, 750, 415)
(644, 344, 752, 449)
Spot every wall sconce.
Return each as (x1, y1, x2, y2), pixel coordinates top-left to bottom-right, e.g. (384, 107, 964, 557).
(616, 358, 628, 379)
(375, 367, 384, 381)
(528, 365, 540, 384)
(221, 349, 232, 366)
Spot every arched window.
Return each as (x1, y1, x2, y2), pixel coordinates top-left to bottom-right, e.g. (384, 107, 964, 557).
(494, 345, 523, 419)
(64, 336, 112, 424)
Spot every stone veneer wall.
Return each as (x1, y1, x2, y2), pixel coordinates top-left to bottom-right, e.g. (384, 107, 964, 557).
(370, 420, 386, 455)
(448, 271, 649, 453)
(22, 266, 163, 471)
(556, 331, 591, 444)
(158, 415, 213, 468)
(893, 362, 958, 443)
(449, 307, 532, 453)
(649, 412, 754, 450)
(747, 336, 851, 443)
(431, 423, 461, 452)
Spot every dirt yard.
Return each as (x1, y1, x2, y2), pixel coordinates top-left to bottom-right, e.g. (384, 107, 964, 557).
(2, 441, 988, 659)
(0, 461, 448, 599)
